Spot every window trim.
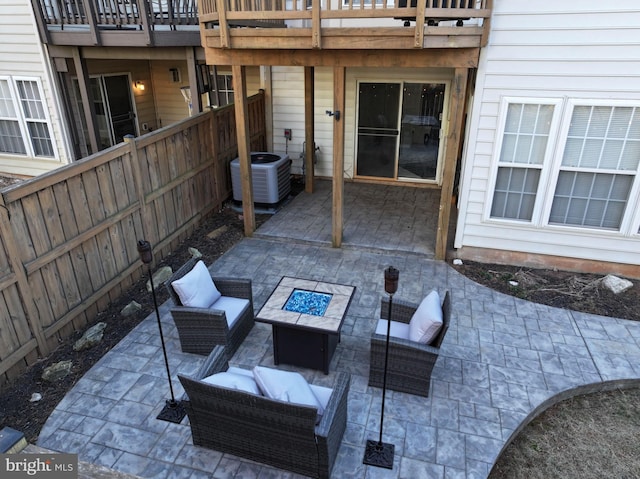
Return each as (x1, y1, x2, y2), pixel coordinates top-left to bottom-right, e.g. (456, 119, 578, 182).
(0, 76, 57, 160)
(484, 96, 563, 226)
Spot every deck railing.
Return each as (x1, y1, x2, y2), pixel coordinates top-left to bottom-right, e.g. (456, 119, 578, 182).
(199, 0, 489, 26)
(199, 0, 491, 50)
(36, 0, 199, 29)
(34, 0, 490, 47)
(0, 93, 266, 389)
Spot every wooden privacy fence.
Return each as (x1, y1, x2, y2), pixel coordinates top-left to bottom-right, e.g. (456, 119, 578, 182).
(0, 92, 266, 387)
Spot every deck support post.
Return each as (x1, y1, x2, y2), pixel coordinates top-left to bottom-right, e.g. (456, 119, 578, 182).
(72, 47, 100, 154)
(304, 66, 315, 193)
(435, 67, 468, 260)
(332, 66, 345, 248)
(233, 65, 256, 236)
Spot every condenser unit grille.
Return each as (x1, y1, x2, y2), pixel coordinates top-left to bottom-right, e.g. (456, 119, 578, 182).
(230, 153, 291, 206)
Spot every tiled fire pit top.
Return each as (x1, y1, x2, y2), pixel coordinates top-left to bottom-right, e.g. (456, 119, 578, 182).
(257, 277, 355, 333)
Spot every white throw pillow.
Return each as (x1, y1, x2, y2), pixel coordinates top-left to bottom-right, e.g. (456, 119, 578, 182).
(408, 290, 443, 344)
(171, 260, 221, 308)
(201, 371, 261, 395)
(252, 366, 324, 415)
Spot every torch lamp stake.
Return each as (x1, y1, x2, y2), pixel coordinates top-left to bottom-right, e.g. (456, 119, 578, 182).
(363, 266, 398, 469)
(137, 240, 186, 424)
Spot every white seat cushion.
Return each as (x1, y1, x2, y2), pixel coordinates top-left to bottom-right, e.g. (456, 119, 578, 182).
(375, 319, 411, 340)
(201, 371, 261, 395)
(227, 366, 253, 378)
(171, 260, 221, 308)
(309, 385, 333, 411)
(408, 290, 443, 344)
(211, 296, 250, 328)
(252, 366, 324, 415)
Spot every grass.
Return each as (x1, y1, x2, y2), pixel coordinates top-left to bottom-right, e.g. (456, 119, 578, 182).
(490, 386, 640, 478)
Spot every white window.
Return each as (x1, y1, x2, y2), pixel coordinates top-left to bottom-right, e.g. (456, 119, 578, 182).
(490, 101, 558, 222)
(211, 74, 233, 108)
(489, 98, 640, 234)
(0, 79, 27, 155)
(549, 104, 640, 230)
(0, 77, 55, 158)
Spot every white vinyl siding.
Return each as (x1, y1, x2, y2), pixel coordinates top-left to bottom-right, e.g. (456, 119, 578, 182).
(455, 1, 640, 265)
(0, 77, 54, 158)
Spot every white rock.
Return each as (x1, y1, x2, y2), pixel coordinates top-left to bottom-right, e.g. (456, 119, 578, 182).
(508, 280, 519, 287)
(30, 393, 42, 402)
(452, 259, 463, 265)
(121, 301, 142, 317)
(146, 266, 173, 292)
(602, 274, 633, 294)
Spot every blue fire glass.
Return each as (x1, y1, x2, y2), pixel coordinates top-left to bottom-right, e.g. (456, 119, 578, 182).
(284, 289, 332, 317)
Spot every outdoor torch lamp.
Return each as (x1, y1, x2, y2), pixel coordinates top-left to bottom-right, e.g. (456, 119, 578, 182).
(137, 240, 186, 424)
(363, 265, 399, 469)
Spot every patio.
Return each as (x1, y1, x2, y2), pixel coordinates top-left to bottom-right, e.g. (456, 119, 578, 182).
(36, 181, 640, 478)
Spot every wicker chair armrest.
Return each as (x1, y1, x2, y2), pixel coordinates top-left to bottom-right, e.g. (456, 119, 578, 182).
(171, 307, 229, 329)
(371, 332, 441, 357)
(315, 372, 350, 478)
(180, 345, 229, 401)
(211, 277, 253, 301)
(381, 297, 418, 324)
(315, 372, 350, 438)
(194, 345, 229, 379)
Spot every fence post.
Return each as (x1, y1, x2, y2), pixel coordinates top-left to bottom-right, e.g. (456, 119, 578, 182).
(125, 135, 153, 246)
(0, 193, 49, 358)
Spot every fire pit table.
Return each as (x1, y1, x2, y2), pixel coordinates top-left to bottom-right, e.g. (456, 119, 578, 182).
(256, 277, 356, 374)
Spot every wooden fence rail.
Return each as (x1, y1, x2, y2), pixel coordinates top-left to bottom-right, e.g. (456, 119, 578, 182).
(0, 92, 266, 388)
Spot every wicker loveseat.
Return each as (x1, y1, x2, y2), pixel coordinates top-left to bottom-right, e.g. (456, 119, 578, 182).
(368, 291, 451, 397)
(178, 346, 350, 478)
(165, 257, 254, 356)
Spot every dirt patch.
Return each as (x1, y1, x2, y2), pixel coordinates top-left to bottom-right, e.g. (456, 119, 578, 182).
(453, 260, 640, 322)
(0, 174, 25, 189)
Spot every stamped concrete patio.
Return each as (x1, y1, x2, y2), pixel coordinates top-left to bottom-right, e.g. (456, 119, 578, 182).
(37, 181, 640, 478)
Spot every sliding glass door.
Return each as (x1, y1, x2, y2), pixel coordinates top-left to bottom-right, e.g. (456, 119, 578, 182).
(355, 83, 401, 178)
(356, 81, 446, 182)
(72, 74, 138, 153)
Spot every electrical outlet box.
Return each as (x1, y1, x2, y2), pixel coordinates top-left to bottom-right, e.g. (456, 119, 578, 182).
(284, 129, 292, 140)
(142, 123, 148, 131)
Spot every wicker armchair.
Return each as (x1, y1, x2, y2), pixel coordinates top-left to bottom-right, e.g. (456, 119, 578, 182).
(178, 346, 350, 479)
(165, 257, 254, 356)
(368, 291, 450, 397)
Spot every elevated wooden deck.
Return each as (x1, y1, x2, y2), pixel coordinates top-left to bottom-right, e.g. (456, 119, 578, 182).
(199, 0, 491, 54)
(31, 0, 491, 50)
(31, 0, 202, 46)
